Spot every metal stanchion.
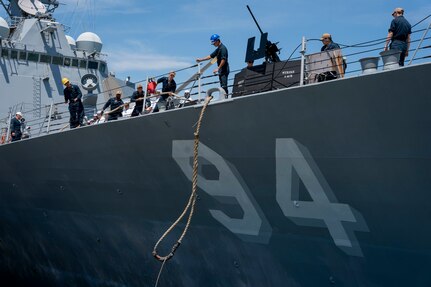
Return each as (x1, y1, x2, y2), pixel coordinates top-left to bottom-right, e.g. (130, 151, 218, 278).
(46, 101, 54, 134)
(300, 36, 307, 86)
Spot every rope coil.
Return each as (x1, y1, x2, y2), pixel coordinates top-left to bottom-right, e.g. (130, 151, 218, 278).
(152, 95, 213, 262)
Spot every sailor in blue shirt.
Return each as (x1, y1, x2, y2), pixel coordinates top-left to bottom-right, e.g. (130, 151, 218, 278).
(318, 33, 342, 82)
(156, 71, 177, 101)
(384, 7, 411, 66)
(62, 77, 84, 128)
(10, 112, 23, 142)
(154, 71, 177, 112)
(196, 34, 230, 96)
(320, 33, 340, 51)
(102, 90, 124, 121)
(131, 84, 152, 116)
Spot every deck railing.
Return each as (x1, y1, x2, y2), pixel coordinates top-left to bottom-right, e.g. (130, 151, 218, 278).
(1, 21, 430, 144)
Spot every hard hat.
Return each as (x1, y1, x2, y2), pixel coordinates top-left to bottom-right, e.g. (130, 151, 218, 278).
(115, 90, 122, 95)
(16, 111, 23, 116)
(62, 77, 70, 85)
(137, 83, 143, 89)
(184, 90, 190, 94)
(210, 34, 220, 44)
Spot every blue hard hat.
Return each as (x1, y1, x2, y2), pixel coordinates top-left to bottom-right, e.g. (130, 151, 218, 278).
(210, 34, 220, 44)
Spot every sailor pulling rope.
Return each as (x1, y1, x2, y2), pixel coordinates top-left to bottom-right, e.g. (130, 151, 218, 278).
(59, 92, 192, 131)
(103, 92, 191, 115)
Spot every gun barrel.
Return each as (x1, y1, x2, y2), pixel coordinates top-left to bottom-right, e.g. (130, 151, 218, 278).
(246, 5, 264, 35)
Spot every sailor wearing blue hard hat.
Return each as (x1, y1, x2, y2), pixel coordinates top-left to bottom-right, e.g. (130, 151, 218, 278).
(196, 33, 230, 96)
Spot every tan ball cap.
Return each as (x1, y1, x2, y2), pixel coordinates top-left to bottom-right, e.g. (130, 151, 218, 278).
(320, 33, 332, 40)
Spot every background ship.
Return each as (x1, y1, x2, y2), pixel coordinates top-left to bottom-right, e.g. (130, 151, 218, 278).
(1, 0, 431, 286)
(0, 0, 134, 135)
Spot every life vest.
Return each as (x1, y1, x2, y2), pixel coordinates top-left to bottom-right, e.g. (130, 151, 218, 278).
(147, 81, 157, 94)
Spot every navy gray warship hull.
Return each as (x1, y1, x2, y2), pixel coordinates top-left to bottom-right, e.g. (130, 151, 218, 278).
(1, 62, 431, 286)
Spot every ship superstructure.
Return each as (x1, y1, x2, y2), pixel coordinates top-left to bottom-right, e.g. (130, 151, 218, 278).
(0, 0, 132, 122)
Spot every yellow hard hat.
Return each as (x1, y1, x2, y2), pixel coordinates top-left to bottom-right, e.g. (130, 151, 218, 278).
(62, 77, 70, 85)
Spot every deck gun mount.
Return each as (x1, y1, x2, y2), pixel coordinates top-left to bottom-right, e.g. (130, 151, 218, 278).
(245, 5, 281, 63)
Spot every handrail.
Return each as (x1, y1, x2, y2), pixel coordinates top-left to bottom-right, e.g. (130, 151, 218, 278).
(409, 22, 431, 65)
(46, 101, 54, 134)
(5, 109, 12, 142)
(1, 26, 430, 144)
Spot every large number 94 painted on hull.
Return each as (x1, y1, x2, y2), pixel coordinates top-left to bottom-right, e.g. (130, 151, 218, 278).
(172, 138, 369, 257)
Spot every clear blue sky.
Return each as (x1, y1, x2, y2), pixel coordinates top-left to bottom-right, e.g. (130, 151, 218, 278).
(2, 0, 431, 84)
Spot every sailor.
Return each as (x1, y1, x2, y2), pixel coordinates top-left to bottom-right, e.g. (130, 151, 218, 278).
(318, 33, 345, 82)
(1, 128, 7, 144)
(62, 77, 84, 128)
(184, 89, 191, 101)
(320, 33, 340, 51)
(384, 7, 411, 66)
(102, 90, 124, 121)
(96, 111, 107, 124)
(179, 90, 196, 107)
(87, 113, 98, 125)
(122, 100, 133, 117)
(154, 71, 177, 112)
(10, 112, 23, 142)
(196, 34, 230, 96)
(130, 83, 152, 116)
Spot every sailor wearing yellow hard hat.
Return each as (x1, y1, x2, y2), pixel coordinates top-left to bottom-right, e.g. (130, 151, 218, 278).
(62, 77, 85, 128)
